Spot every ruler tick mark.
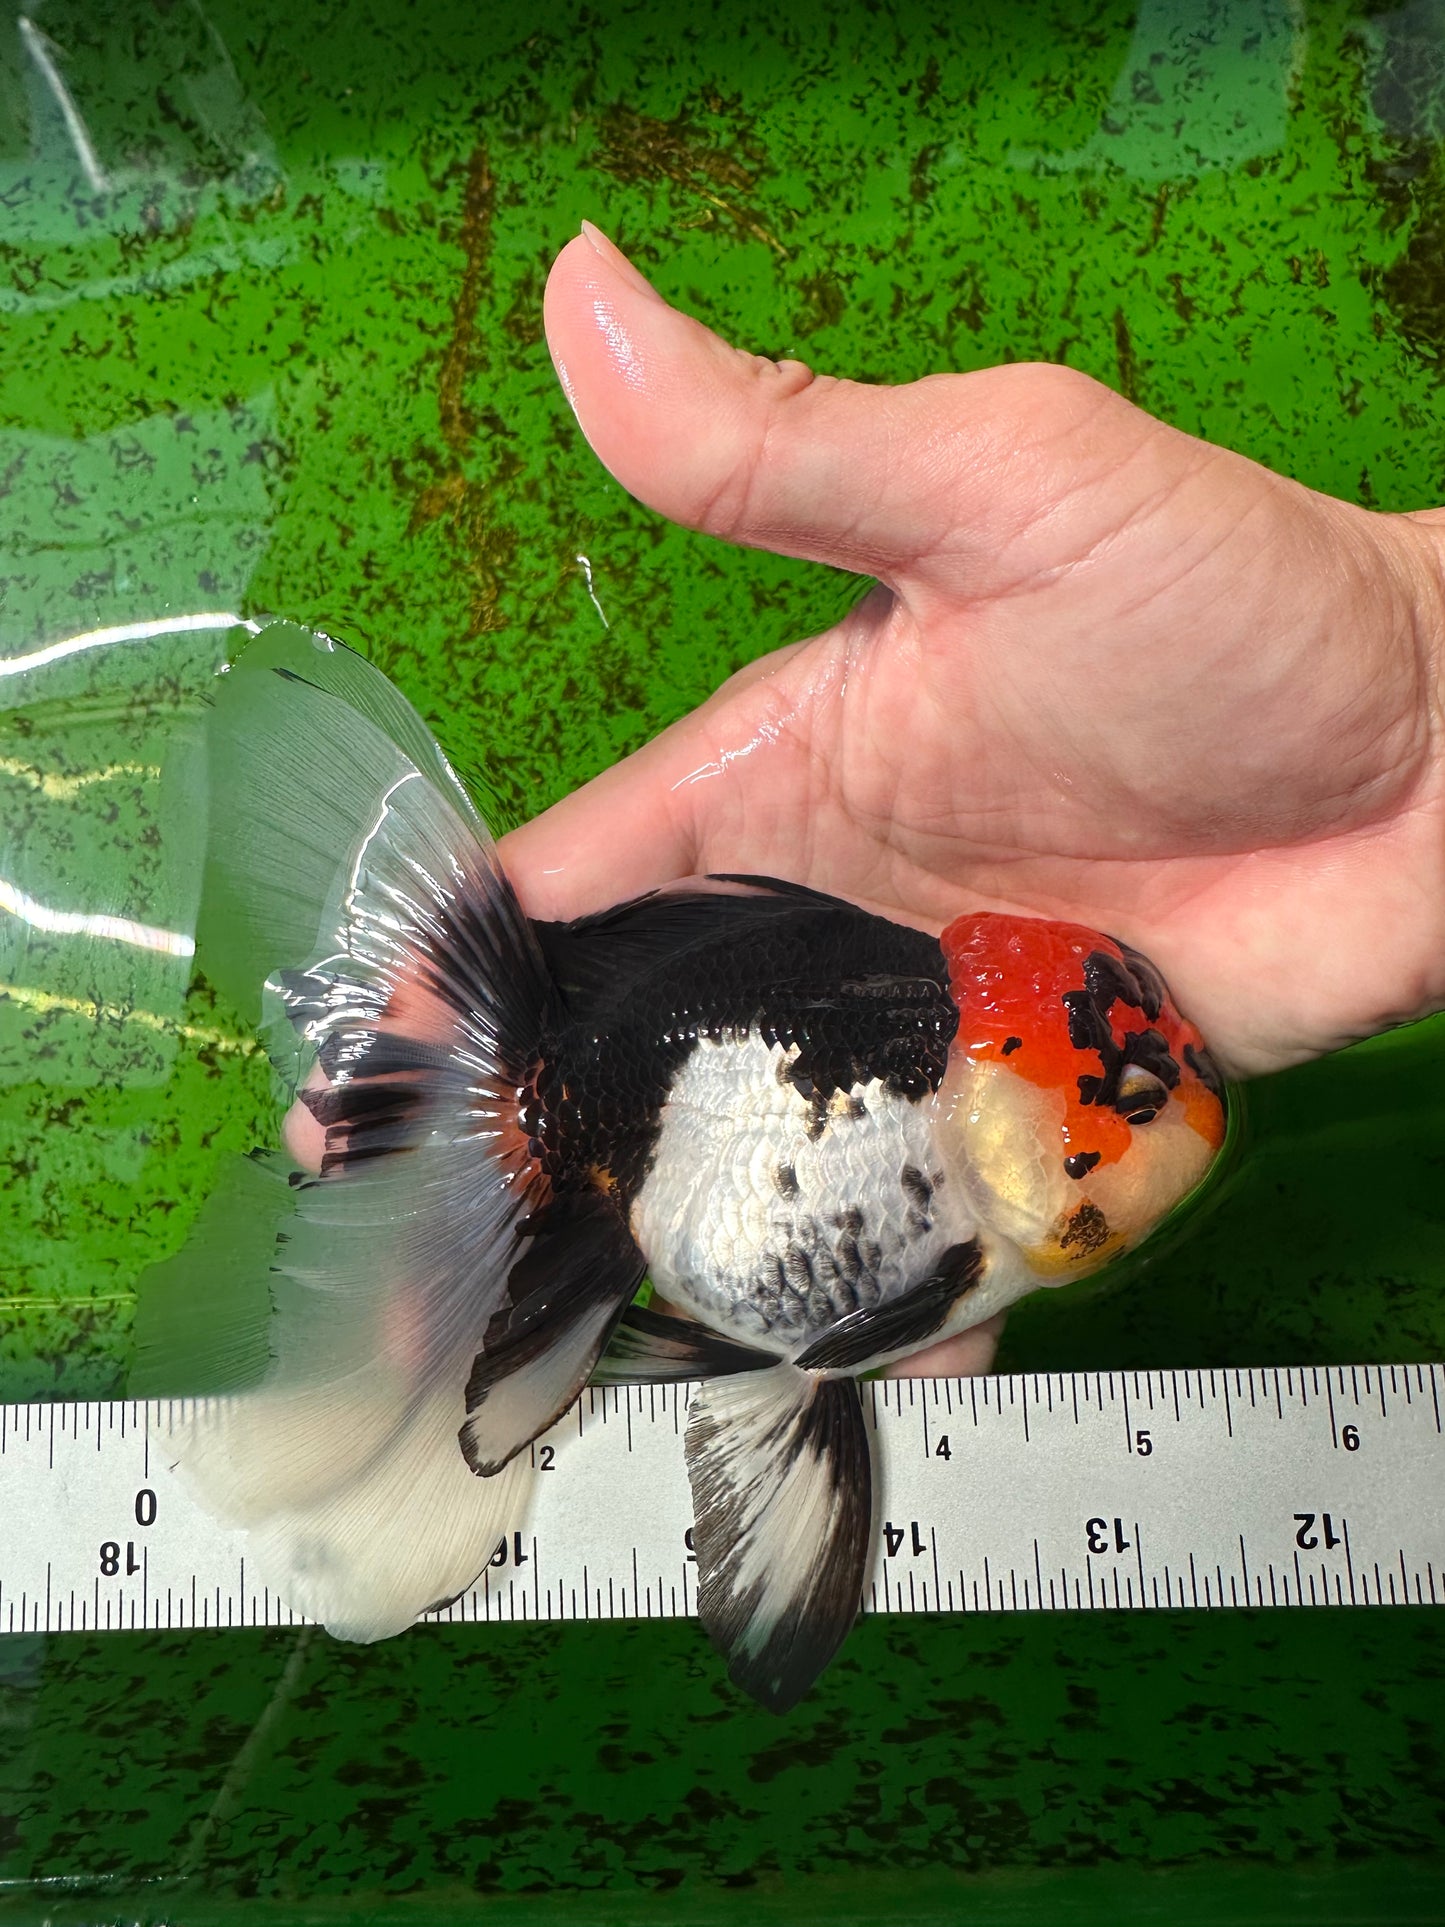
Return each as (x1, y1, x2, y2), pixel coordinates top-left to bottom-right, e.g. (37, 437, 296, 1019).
(8, 1370, 1444, 1635)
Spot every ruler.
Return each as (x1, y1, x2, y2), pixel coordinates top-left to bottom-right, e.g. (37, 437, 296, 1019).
(2, 1365, 1442, 1635)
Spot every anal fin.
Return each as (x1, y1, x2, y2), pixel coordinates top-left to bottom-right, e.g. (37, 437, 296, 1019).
(685, 1365, 872, 1714)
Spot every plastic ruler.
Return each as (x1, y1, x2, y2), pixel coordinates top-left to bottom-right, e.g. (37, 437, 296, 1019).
(1, 1365, 1442, 1635)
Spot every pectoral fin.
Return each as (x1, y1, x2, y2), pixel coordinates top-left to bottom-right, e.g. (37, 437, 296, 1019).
(684, 1365, 872, 1714)
(794, 1239, 985, 1372)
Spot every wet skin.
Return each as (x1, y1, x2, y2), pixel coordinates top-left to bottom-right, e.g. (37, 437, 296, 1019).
(290, 229, 1445, 1375)
(515, 229, 1445, 1080)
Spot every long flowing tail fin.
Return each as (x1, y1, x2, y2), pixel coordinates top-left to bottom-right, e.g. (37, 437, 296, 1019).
(137, 622, 640, 1640)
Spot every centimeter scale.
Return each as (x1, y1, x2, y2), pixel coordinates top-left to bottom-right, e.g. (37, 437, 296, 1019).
(1, 1365, 1442, 1636)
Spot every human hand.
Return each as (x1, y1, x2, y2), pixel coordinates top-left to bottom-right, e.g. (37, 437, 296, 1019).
(505, 225, 1445, 1093)
(293, 227, 1445, 1382)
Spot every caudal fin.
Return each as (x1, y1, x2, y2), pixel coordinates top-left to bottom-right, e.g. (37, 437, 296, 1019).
(138, 622, 640, 1639)
(685, 1365, 873, 1713)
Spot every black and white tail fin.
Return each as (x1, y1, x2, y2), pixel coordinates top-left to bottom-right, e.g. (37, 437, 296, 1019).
(137, 620, 641, 1641)
(685, 1365, 873, 1713)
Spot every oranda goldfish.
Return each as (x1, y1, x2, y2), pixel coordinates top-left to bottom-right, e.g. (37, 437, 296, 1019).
(157, 622, 1227, 1712)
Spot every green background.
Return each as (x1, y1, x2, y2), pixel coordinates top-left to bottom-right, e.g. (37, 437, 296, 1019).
(2, 0, 1444, 1919)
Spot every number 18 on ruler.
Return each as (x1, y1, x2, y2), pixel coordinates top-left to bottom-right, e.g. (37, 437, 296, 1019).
(1, 1366, 1441, 1633)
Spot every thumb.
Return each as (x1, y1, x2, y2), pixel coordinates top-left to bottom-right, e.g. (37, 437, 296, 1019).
(544, 224, 1089, 589)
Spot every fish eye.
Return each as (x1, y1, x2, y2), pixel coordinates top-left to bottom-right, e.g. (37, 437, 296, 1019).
(1115, 1067, 1168, 1125)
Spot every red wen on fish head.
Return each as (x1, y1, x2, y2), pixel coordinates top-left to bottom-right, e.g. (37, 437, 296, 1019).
(934, 912, 1228, 1280)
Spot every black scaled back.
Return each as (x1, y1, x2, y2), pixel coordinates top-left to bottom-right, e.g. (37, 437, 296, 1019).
(528, 877, 958, 1206)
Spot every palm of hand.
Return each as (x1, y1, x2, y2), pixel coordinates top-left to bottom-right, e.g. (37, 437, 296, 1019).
(505, 231, 1445, 1078)
(289, 234, 1445, 1384)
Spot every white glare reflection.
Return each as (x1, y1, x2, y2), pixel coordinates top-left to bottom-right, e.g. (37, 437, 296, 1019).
(671, 714, 784, 789)
(575, 553, 610, 630)
(1, 980, 255, 1053)
(18, 16, 109, 193)
(0, 757, 161, 800)
(0, 611, 261, 679)
(0, 878, 195, 958)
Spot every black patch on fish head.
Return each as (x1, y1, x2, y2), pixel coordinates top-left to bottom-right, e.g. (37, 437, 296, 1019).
(1183, 1039, 1226, 1102)
(1064, 949, 1182, 1114)
(1059, 1202, 1111, 1255)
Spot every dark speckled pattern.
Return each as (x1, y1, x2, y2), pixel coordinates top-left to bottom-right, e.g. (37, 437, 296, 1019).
(4, 1612, 1444, 1919)
(2, 0, 1445, 1918)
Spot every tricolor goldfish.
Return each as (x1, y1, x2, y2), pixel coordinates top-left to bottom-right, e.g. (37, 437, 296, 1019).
(158, 622, 1227, 1712)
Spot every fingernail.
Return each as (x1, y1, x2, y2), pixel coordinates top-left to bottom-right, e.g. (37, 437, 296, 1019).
(580, 219, 664, 303)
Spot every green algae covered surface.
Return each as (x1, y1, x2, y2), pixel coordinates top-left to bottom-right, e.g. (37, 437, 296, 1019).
(2, 1, 1444, 1919)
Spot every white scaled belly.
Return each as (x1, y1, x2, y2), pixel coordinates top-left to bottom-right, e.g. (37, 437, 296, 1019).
(628, 1032, 977, 1354)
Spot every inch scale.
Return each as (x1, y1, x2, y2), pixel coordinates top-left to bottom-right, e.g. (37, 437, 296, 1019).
(2, 1364, 1442, 1636)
